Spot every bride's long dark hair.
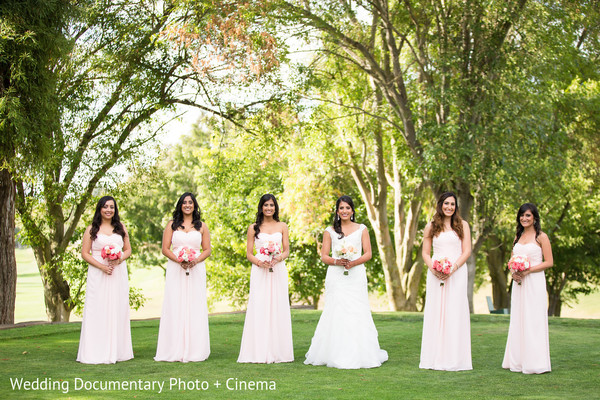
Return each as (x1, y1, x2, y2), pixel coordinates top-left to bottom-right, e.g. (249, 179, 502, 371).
(513, 203, 541, 247)
(333, 195, 356, 239)
(171, 192, 202, 231)
(254, 194, 280, 238)
(90, 196, 126, 240)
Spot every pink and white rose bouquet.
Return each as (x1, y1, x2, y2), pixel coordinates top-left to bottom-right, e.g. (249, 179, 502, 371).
(177, 246, 198, 276)
(259, 241, 281, 272)
(507, 254, 530, 285)
(432, 257, 454, 286)
(333, 240, 358, 276)
(101, 244, 122, 261)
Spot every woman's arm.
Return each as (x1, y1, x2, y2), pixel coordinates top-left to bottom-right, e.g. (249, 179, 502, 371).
(422, 223, 445, 280)
(193, 223, 212, 264)
(81, 226, 112, 274)
(120, 225, 132, 261)
(451, 220, 472, 272)
(161, 221, 179, 263)
(320, 230, 337, 266)
(422, 223, 434, 269)
(273, 223, 290, 264)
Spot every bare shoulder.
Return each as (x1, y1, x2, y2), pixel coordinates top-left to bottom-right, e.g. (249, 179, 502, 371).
(278, 221, 288, 231)
(423, 222, 432, 233)
(201, 222, 210, 233)
(247, 223, 256, 234)
(462, 220, 470, 230)
(538, 231, 550, 243)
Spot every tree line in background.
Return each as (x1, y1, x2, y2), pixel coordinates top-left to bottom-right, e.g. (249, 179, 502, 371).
(1, 0, 599, 323)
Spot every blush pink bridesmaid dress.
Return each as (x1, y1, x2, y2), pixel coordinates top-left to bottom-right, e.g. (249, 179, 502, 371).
(155, 230, 210, 362)
(419, 230, 472, 371)
(77, 233, 133, 364)
(238, 232, 294, 363)
(503, 242, 551, 374)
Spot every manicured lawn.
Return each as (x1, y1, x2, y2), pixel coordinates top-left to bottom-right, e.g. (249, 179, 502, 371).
(1, 311, 599, 399)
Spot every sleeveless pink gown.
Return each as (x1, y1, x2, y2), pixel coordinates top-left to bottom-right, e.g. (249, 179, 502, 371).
(503, 242, 551, 374)
(420, 230, 472, 371)
(238, 232, 294, 363)
(77, 233, 133, 364)
(155, 230, 210, 362)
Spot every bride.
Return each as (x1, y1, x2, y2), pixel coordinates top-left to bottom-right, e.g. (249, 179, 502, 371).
(304, 195, 388, 369)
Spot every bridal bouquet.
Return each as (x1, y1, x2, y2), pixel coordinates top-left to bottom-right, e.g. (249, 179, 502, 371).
(177, 247, 198, 276)
(432, 257, 454, 286)
(259, 241, 281, 272)
(333, 240, 358, 276)
(100, 244, 122, 261)
(507, 255, 530, 285)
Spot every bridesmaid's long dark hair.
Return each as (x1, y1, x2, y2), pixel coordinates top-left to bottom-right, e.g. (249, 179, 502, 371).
(254, 194, 280, 238)
(90, 196, 126, 240)
(171, 192, 202, 231)
(429, 191, 464, 240)
(513, 203, 541, 247)
(333, 195, 356, 239)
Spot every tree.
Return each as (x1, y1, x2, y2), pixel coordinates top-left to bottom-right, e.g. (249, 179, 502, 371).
(119, 120, 283, 306)
(264, 0, 600, 312)
(12, 0, 286, 321)
(0, 0, 69, 324)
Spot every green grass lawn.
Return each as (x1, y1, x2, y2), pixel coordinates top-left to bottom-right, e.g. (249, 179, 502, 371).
(1, 311, 599, 399)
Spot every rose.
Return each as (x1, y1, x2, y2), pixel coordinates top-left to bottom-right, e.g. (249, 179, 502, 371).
(101, 244, 122, 261)
(432, 257, 454, 286)
(333, 240, 358, 276)
(177, 247, 198, 276)
(508, 255, 530, 285)
(259, 241, 281, 272)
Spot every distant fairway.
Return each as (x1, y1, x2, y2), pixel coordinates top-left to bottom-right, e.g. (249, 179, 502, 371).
(13, 248, 599, 323)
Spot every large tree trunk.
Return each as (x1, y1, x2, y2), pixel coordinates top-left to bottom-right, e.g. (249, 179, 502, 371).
(547, 272, 567, 317)
(394, 181, 424, 311)
(347, 108, 425, 311)
(31, 245, 72, 322)
(0, 168, 17, 324)
(486, 234, 510, 309)
(548, 291, 562, 317)
(456, 182, 476, 312)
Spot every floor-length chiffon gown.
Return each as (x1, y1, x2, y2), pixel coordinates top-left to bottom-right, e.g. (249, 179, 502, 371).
(77, 233, 133, 364)
(155, 230, 210, 362)
(238, 232, 294, 363)
(304, 225, 388, 369)
(503, 242, 551, 374)
(420, 230, 472, 371)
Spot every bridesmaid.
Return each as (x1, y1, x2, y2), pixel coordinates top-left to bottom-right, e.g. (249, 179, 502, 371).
(420, 191, 472, 371)
(503, 203, 553, 374)
(238, 194, 294, 363)
(155, 192, 211, 362)
(77, 196, 133, 364)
